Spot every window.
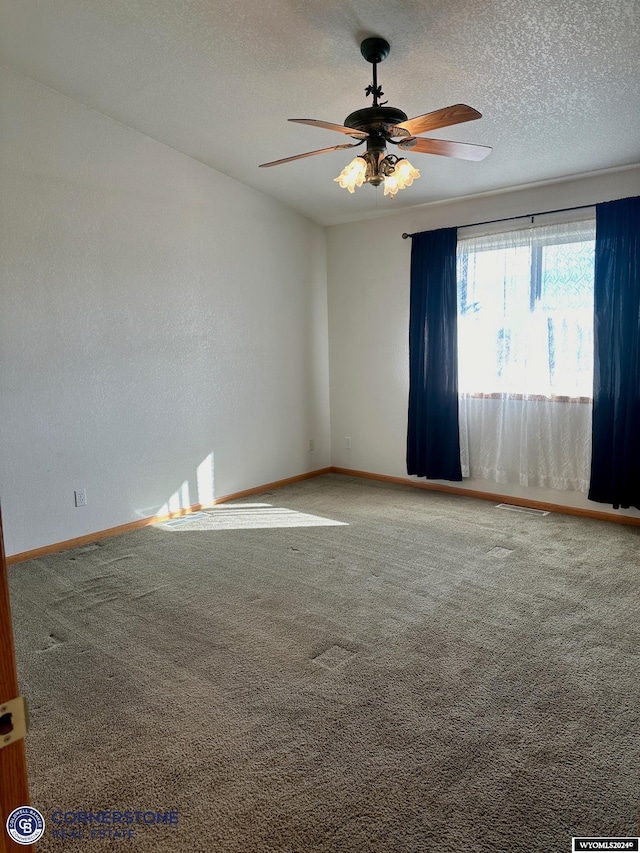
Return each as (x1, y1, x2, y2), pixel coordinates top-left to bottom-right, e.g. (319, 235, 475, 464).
(457, 217, 596, 399)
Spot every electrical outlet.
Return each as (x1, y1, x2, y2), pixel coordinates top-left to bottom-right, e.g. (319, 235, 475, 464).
(345, 437, 352, 450)
(74, 489, 87, 507)
(308, 439, 315, 452)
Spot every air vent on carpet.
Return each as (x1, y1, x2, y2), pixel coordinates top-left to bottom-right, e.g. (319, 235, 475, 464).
(495, 503, 550, 516)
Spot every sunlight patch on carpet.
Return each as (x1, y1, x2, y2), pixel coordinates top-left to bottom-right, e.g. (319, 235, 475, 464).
(159, 503, 348, 532)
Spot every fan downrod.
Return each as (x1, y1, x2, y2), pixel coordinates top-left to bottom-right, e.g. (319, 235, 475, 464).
(360, 37, 390, 64)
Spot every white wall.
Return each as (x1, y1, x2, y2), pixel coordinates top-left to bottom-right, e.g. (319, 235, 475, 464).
(2, 64, 638, 558)
(327, 165, 640, 520)
(0, 68, 330, 556)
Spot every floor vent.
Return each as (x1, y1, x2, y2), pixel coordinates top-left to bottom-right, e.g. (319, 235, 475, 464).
(495, 503, 550, 516)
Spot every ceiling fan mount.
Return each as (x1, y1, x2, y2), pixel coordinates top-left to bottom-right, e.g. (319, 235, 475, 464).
(259, 38, 492, 197)
(359, 36, 391, 65)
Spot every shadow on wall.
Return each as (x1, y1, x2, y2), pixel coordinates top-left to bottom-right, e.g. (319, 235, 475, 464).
(137, 453, 346, 531)
(134, 451, 215, 522)
(158, 451, 216, 517)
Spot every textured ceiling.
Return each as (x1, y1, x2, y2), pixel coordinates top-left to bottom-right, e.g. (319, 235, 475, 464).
(1, 0, 639, 226)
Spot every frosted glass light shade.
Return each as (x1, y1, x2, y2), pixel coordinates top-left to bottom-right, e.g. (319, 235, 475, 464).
(394, 159, 420, 188)
(334, 157, 367, 193)
(383, 174, 400, 198)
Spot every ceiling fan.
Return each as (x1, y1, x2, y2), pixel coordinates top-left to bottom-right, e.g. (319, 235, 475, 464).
(259, 37, 492, 198)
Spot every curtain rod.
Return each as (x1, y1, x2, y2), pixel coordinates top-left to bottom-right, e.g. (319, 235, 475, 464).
(401, 201, 596, 239)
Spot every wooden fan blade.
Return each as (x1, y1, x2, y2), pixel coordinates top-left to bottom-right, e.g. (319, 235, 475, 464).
(390, 104, 481, 137)
(259, 141, 364, 168)
(395, 136, 492, 161)
(288, 119, 368, 139)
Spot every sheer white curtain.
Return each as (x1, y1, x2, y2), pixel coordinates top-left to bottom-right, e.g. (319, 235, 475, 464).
(457, 215, 595, 493)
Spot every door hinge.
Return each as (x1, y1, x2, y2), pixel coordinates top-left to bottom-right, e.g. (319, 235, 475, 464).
(0, 696, 28, 750)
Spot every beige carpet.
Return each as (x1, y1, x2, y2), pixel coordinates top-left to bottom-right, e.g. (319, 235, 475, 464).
(8, 474, 640, 851)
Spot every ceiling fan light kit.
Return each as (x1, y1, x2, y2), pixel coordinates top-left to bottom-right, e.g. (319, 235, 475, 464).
(260, 37, 491, 199)
(334, 153, 420, 199)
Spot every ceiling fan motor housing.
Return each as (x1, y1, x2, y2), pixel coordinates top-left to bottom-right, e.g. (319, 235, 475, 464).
(344, 106, 410, 165)
(344, 106, 408, 137)
(342, 105, 410, 186)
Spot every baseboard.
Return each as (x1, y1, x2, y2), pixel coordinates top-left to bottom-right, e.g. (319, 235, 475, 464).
(9, 463, 637, 564)
(212, 468, 331, 505)
(328, 466, 640, 527)
(6, 468, 332, 565)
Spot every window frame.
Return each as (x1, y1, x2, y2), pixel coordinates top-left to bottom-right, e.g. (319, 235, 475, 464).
(456, 213, 596, 402)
